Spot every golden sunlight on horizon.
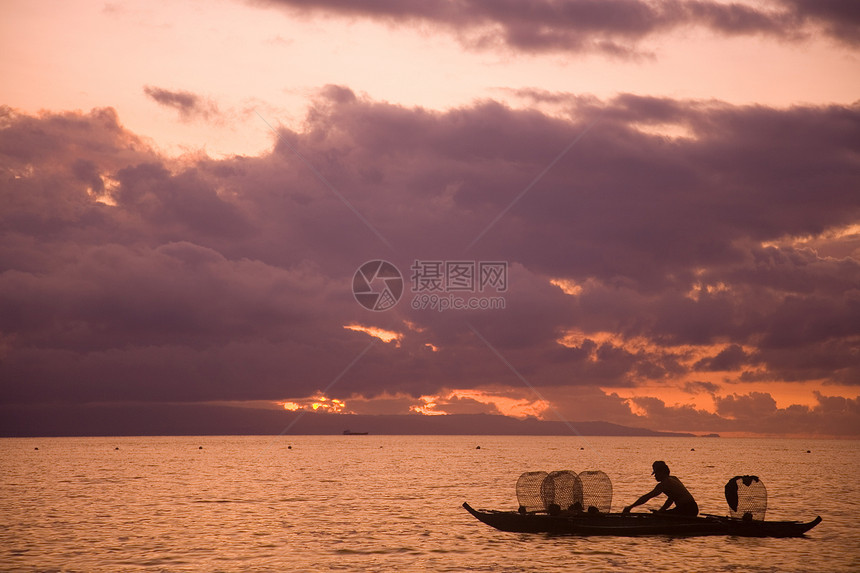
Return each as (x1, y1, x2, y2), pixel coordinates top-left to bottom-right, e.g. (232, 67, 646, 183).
(408, 389, 551, 418)
(279, 396, 345, 413)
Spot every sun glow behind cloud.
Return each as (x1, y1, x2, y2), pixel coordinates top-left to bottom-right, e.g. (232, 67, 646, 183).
(85, 173, 120, 206)
(409, 395, 447, 416)
(409, 389, 550, 419)
(277, 389, 551, 419)
(550, 278, 583, 296)
(761, 223, 860, 260)
(343, 324, 403, 344)
(685, 280, 732, 301)
(280, 396, 345, 413)
(556, 328, 745, 365)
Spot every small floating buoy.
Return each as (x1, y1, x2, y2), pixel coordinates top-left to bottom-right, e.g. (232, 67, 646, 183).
(115, 447, 119, 450)
(287, 445, 292, 449)
(691, 448, 695, 451)
(34, 447, 39, 450)
(807, 450, 811, 453)
(199, 446, 203, 449)
(476, 446, 481, 449)
(580, 447, 584, 450)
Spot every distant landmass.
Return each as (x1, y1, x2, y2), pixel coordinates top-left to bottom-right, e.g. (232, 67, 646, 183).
(0, 402, 699, 437)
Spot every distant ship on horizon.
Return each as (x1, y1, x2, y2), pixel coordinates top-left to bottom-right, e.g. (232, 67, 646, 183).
(343, 429, 369, 435)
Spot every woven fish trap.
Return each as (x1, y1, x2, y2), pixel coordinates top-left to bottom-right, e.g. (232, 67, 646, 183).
(540, 470, 582, 512)
(578, 470, 613, 514)
(725, 475, 767, 520)
(516, 471, 549, 512)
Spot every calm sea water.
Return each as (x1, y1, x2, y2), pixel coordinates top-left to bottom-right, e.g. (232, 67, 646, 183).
(1, 435, 858, 572)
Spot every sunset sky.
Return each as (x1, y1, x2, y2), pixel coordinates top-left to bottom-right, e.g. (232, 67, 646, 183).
(1, 0, 858, 436)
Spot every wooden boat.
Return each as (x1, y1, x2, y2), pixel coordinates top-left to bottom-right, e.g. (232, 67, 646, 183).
(462, 503, 821, 538)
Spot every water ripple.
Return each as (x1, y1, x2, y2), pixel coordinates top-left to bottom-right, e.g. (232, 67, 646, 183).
(1, 435, 856, 572)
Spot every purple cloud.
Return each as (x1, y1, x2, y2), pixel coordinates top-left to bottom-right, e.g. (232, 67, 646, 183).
(0, 90, 858, 434)
(254, 0, 860, 56)
(143, 86, 221, 122)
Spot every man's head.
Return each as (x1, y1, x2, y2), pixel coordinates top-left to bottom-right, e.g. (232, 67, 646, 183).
(652, 460, 670, 480)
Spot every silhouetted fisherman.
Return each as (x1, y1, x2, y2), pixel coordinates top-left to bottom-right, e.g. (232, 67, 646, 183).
(622, 461, 699, 516)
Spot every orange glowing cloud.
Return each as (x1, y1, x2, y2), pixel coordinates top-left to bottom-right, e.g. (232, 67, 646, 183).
(343, 324, 403, 344)
(556, 327, 752, 368)
(550, 278, 583, 296)
(409, 395, 447, 416)
(407, 388, 550, 419)
(278, 395, 346, 413)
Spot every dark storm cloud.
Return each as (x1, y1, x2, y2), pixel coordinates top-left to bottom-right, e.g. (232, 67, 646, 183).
(715, 391, 778, 418)
(694, 344, 749, 372)
(1, 90, 858, 433)
(682, 381, 721, 394)
(143, 86, 221, 122)
(254, 0, 860, 56)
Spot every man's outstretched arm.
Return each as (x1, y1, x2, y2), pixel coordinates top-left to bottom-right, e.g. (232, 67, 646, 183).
(622, 486, 661, 513)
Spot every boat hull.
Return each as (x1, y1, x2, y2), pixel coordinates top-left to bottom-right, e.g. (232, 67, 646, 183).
(462, 503, 821, 538)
